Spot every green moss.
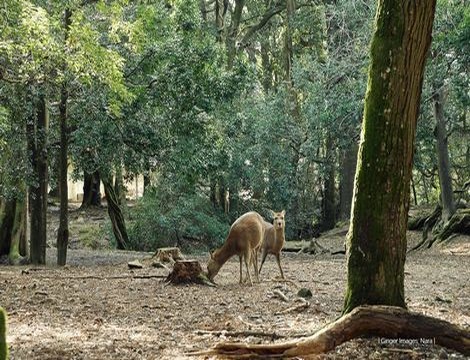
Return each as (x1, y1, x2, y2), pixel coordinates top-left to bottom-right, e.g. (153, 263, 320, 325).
(0, 307, 8, 360)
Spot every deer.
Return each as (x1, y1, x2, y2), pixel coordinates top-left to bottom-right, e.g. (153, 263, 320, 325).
(207, 211, 265, 286)
(259, 210, 286, 279)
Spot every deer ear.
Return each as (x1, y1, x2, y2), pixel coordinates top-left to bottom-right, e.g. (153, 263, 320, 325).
(208, 251, 214, 260)
(281, 210, 286, 217)
(269, 209, 275, 218)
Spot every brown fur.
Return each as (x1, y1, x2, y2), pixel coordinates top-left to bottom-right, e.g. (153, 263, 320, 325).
(259, 210, 286, 279)
(207, 212, 265, 285)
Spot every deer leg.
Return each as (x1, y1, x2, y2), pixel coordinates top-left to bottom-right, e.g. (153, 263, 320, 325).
(259, 249, 268, 275)
(244, 251, 253, 286)
(275, 253, 284, 279)
(252, 248, 259, 283)
(239, 255, 243, 284)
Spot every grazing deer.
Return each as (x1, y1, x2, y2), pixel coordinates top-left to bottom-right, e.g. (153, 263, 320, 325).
(259, 210, 286, 279)
(207, 211, 265, 285)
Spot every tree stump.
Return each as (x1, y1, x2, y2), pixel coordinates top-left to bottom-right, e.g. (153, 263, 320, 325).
(165, 260, 214, 286)
(153, 247, 184, 263)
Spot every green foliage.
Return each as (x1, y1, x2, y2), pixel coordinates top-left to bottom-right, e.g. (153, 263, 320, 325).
(128, 188, 229, 253)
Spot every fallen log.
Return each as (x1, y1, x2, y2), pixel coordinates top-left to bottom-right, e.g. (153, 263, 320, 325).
(188, 305, 470, 357)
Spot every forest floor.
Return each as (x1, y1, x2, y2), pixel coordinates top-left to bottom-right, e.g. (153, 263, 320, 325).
(0, 205, 469, 359)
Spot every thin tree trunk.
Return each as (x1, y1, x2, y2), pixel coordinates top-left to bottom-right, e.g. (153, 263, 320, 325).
(103, 177, 128, 250)
(339, 141, 358, 221)
(28, 93, 49, 265)
(433, 86, 455, 222)
(343, 0, 436, 313)
(322, 136, 336, 230)
(57, 8, 72, 266)
(114, 165, 126, 206)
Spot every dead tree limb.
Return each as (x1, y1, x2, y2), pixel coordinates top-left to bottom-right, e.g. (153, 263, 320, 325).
(188, 305, 470, 357)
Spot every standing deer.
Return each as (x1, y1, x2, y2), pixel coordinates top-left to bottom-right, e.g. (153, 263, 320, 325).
(259, 210, 286, 279)
(207, 212, 265, 285)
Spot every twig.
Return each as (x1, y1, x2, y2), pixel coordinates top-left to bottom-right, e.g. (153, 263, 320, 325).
(272, 289, 289, 302)
(30, 274, 168, 280)
(265, 279, 302, 288)
(194, 329, 287, 339)
(275, 299, 310, 315)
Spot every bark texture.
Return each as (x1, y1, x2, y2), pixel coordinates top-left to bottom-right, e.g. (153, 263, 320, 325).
(344, 1, 436, 313)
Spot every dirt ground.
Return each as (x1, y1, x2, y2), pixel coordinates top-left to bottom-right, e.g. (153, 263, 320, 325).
(0, 207, 469, 359)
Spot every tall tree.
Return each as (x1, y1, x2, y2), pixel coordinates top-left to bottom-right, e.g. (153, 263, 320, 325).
(57, 8, 72, 266)
(343, 0, 436, 313)
(432, 85, 455, 222)
(28, 92, 49, 265)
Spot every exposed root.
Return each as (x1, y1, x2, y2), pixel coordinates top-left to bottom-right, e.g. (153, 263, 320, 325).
(188, 305, 470, 358)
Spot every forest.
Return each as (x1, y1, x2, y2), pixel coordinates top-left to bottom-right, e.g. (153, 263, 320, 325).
(0, 0, 469, 359)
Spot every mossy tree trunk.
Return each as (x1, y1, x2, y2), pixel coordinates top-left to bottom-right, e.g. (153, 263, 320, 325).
(0, 307, 7, 360)
(0, 195, 27, 264)
(28, 92, 49, 265)
(343, 1, 436, 313)
(103, 177, 129, 250)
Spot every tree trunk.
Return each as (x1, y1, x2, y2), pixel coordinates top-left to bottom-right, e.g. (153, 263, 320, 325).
(433, 86, 455, 222)
(322, 136, 336, 230)
(339, 141, 358, 221)
(260, 36, 273, 92)
(103, 177, 128, 250)
(215, 0, 226, 43)
(0, 307, 7, 360)
(57, 8, 72, 267)
(226, 0, 245, 69)
(57, 82, 69, 266)
(114, 165, 126, 206)
(81, 171, 101, 208)
(343, 1, 436, 313)
(28, 93, 49, 265)
(0, 193, 28, 264)
(143, 172, 151, 195)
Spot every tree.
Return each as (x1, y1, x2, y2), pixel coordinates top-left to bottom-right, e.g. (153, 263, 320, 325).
(57, 8, 72, 266)
(196, 1, 470, 357)
(343, 0, 436, 312)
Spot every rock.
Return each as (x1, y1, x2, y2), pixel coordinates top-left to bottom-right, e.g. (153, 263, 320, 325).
(128, 260, 143, 269)
(438, 348, 448, 359)
(297, 288, 313, 299)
